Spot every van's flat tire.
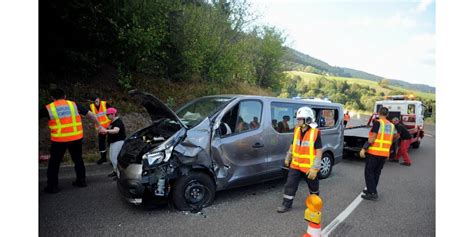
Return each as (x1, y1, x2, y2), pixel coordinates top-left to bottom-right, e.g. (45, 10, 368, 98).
(172, 171, 216, 211)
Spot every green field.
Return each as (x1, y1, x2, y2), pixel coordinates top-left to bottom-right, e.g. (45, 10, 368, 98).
(286, 71, 435, 101)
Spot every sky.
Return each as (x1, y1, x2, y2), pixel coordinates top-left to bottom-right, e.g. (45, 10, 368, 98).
(250, 0, 436, 87)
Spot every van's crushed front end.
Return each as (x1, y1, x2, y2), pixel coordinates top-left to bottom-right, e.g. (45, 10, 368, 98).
(116, 90, 232, 206)
(116, 90, 187, 204)
(116, 122, 185, 204)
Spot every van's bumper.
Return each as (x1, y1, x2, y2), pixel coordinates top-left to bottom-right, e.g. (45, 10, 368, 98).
(116, 163, 145, 204)
(117, 177, 144, 204)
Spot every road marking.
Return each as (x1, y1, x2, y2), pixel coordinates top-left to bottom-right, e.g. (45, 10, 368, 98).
(425, 133, 434, 137)
(321, 192, 364, 236)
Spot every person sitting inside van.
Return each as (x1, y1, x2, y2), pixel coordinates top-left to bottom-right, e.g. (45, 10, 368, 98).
(250, 116, 260, 129)
(236, 116, 249, 132)
(272, 119, 278, 130)
(277, 115, 291, 133)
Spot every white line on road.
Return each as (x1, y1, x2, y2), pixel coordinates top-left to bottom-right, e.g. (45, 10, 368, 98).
(321, 192, 364, 236)
(425, 133, 434, 137)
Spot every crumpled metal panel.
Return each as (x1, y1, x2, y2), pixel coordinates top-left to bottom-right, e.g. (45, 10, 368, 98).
(174, 118, 211, 158)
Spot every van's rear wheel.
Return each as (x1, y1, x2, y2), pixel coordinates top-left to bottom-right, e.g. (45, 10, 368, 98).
(318, 152, 333, 179)
(172, 171, 216, 211)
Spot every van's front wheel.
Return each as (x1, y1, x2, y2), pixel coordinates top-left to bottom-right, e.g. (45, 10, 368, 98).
(172, 171, 216, 211)
(318, 152, 333, 179)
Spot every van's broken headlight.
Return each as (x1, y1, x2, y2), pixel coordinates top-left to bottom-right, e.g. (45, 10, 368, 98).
(143, 150, 165, 165)
(143, 135, 177, 166)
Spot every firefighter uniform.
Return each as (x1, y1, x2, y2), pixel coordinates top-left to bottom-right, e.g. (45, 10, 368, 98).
(343, 113, 350, 127)
(280, 126, 322, 211)
(44, 99, 89, 192)
(364, 118, 395, 196)
(90, 100, 111, 164)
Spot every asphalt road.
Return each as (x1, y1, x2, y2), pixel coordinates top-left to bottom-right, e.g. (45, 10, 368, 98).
(39, 117, 435, 236)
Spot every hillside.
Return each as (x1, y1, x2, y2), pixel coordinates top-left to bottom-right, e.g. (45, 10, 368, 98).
(284, 47, 435, 93)
(285, 71, 435, 101)
(278, 71, 435, 120)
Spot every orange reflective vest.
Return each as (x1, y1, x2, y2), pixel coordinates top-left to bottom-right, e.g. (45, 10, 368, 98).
(367, 118, 395, 158)
(90, 101, 111, 129)
(46, 100, 83, 142)
(344, 114, 350, 122)
(290, 126, 319, 173)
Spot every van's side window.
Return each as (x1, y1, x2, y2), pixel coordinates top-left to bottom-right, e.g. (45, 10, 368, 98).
(271, 102, 300, 133)
(220, 100, 262, 136)
(315, 109, 338, 129)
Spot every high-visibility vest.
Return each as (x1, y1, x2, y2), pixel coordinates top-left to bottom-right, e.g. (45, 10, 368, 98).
(290, 126, 319, 173)
(344, 114, 350, 122)
(90, 101, 111, 129)
(46, 100, 83, 142)
(367, 118, 395, 158)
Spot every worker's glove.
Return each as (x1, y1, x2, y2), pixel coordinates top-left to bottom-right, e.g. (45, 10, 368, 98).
(284, 152, 292, 167)
(360, 149, 366, 158)
(306, 168, 319, 180)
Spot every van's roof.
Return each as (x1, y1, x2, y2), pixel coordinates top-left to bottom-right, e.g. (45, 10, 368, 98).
(376, 100, 422, 105)
(199, 94, 344, 107)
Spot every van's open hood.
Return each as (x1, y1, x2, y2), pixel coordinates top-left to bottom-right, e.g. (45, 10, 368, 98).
(129, 90, 186, 128)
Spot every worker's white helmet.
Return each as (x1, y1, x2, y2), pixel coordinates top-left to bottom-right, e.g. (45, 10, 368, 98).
(296, 106, 315, 124)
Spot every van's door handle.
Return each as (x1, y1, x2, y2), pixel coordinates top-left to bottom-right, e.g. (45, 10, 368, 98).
(252, 142, 264, 148)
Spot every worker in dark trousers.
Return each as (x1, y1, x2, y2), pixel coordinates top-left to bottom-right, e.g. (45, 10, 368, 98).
(360, 107, 395, 201)
(277, 106, 322, 213)
(390, 117, 412, 166)
(89, 94, 111, 165)
(40, 89, 105, 193)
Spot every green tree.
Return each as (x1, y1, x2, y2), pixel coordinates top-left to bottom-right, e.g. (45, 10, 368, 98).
(378, 79, 390, 88)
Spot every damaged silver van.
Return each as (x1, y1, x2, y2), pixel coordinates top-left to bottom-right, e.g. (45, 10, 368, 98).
(117, 90, 344, 210)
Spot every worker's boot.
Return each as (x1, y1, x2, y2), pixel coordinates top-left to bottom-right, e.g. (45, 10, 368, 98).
(277, 198, 293, 213)
(97, 152, 107, 165)
(361, 192, 378, 201)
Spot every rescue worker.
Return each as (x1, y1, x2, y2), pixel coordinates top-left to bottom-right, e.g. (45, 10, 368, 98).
(104, 107, 126, 178)
(89, 94, 111, 165)
(359, 107, 395, 201)
(277, 106, 322, 213)
(390, 117, 412, 166)
(343, 111, 350, 127)
(41, 89, 106, 193)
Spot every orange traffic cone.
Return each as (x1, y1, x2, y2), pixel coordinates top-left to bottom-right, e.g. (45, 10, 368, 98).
(302, 194, 323, 237)
(303, 222, 321, 237)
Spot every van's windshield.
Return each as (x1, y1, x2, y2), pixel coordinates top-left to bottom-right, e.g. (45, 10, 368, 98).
(176, 97, 233, 128)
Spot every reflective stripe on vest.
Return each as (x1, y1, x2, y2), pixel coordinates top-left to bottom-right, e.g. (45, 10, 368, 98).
(47, 100, 83, 142)
(90, 101, 111, 128)
(290, 126, 318, 173)
(367, 118, 394, 157)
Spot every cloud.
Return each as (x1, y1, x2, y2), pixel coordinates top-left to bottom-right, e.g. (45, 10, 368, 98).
(416, 0, 434, 12)
(385, 13, 417, 28)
